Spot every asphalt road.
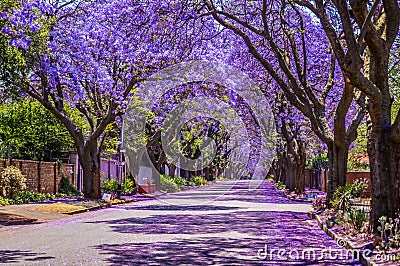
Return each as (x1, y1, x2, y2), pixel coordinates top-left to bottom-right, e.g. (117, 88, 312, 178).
(0, 180, 361, 265)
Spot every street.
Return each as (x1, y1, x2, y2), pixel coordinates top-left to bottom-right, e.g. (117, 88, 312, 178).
(0, 181, 361, 265)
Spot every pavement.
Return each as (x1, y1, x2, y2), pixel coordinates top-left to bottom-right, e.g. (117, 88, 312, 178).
(0, 192, 165, 225)
(0, 202, 70, 225)
(0, 180, 362, 265)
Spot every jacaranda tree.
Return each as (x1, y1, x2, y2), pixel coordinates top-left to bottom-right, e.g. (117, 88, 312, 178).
(200, 0, 365, 202)
(295, 0, 400, 231)
(1, 0, 201, 198)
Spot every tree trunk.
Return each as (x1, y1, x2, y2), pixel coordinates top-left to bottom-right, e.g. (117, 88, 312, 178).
(389, 143, 400, 222)
(169, 163, 177, 178)
(326, 141, 348, 204)
(294, 146, 307, 195)
(205, 167, 210, 180)
(79, 144, 101, 199)
(285, 157, 296, 191)
(295, 166, 305, 194)
(155, 150, 166, 174)
(279, 154, 287, 184)
(364, 46, 397, 232)
(125, 150, 141, 184)
(368, 127, 400, 232)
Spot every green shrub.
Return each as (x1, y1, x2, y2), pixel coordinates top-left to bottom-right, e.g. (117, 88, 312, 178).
(173, 176, 187, 188)
(349, 179, 368, 198)
(311, 155, 328, 170)
(274, 180, 286, 190)
(0, 166, 26, 198)
(101, 178, 118, 193)
(121, 178, 136, 194)
(189, 176, 207, 186)
(9, 190, 55, 204)
(344, 207, 369, 230)
(160, 174, 179, 193)
(331, 179, 368, 211)
(326, 212, 346, 228)
(102, 178, 137, 194)
(58, 176, 79, 196)
(331, 185, 353, 211)
(0, 196, 9, 206)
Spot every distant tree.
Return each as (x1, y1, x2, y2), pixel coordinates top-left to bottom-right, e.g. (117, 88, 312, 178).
(200, 0, 365, 202)
(0, 99, 74, 161)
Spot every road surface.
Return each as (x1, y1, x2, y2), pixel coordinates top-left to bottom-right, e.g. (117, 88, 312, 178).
(0, 180, 361, 265)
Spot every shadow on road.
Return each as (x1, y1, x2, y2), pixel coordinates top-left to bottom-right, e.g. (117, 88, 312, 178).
(90, 210, 361, 265)
(94, 237, 361, 266)
(0, 249, 55, 264)
(88, 211, 314, 236)
(116, 205, 239, 211)
(88, 181, 362, 265)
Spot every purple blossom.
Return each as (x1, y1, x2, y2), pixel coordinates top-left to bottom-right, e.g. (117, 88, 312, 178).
(1, 26, 11, 34)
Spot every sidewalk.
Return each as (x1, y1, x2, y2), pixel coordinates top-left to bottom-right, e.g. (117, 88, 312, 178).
(0, 191, 166, 226)
(0, 204, 69, 225)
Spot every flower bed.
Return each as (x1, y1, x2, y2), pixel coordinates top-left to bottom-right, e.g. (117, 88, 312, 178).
(310, 179, 400, 265)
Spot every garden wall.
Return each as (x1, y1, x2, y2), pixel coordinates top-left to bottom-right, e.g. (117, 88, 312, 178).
(346, 171, 371, 197)
(0, 159, 75, 194)
(306, 170, 371, 197)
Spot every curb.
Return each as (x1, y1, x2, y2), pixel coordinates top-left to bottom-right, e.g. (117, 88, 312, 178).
(267, 180, 314, 203)
(135, 192, 167, 198)
(286, 195, 313, 203)
(308, 211, 378, 266)
(282, 189, 313, 203)
(62, 188, 199, 214)
(63, 199, 134, 215)
(63, 205, 101, 215)
(1, 218, 37, 226)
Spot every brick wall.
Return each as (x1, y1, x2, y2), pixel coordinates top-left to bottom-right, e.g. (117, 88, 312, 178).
(346, 171, 371, 197)
(315, 170, 371, 197)
(0, 159, 75, 194)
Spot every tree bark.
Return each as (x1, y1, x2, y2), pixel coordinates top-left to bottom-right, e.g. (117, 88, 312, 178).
(364, 45, 398, 232)
(295, 165, 305, 194)
(368, 124, 400, 231)
(326, 141, 348, 204)
(294, 145, 307, 195)
(78, 144, 101, 199)
(169, 163, 177, 177)
(279, 154, 287, 185)
(205, 166, 210, 181)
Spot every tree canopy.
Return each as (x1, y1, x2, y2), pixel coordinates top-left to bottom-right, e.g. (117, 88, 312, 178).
(1, 0, 400, 231)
